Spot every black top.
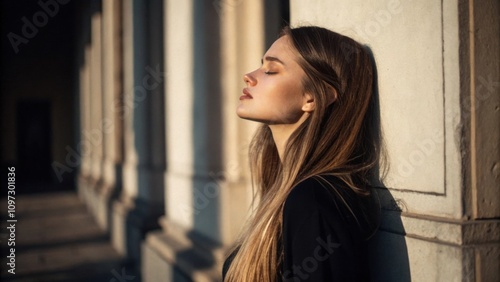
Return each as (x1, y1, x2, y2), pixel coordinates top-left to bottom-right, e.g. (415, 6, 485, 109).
(222, 175, 378, 281)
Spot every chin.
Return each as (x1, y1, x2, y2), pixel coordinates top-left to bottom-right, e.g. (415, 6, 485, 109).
(235, 109, 256, 122)
(236, 113, 254, 121)
(236, 106, 251, 119)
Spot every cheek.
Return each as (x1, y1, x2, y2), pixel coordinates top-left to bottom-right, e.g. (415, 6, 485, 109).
(272, 84, 305, 120)
(280, 82, 304, 105)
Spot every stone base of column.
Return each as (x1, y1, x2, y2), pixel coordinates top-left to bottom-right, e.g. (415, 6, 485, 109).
(77, 172, 102, 219)
(141, 218, 224, 282)
(92, 162, 122, 231)
(77, 173, 90, 201)
(83, 157, 104, 217)
(369, 210, 500, 281)
(111, 197, 163, 263)
(93, 181, 119, 231)
(79, 174, 105, 227)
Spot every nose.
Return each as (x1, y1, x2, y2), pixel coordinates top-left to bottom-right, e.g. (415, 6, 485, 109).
(243, 72, 256, 86)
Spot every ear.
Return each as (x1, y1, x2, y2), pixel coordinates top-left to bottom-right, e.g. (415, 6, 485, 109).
(326, 85, 338, 106)
(301, 92, 315, 112)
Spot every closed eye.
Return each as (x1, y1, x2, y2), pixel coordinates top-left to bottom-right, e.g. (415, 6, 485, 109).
(264, 71, 277, 75)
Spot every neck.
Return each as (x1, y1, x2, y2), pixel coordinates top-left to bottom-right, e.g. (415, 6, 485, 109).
(269, 113, 310, 161)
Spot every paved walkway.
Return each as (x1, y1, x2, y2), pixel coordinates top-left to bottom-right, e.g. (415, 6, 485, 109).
(1, 191, 138, 282)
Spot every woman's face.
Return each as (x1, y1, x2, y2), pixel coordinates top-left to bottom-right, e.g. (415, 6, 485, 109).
(237, 36, 310, 124)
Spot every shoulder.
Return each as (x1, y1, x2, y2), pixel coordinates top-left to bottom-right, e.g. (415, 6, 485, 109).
(283, 175, 378, 237)
(284, 175, 357, 217)
(285, 177, 328, 212)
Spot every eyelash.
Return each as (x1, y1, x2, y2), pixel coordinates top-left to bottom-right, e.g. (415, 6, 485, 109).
(264, 71, 277, 75)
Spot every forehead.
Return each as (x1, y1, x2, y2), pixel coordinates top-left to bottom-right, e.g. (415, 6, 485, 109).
(264, 36, 299, 63)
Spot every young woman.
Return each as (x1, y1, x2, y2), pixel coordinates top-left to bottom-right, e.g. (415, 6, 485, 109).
(223, 26, 381, 281)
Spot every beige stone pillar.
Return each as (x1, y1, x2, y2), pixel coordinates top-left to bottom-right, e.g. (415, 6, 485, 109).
(92, 0, 123, 231)
(141, 1, 284, 281)
(78, 1, 102, 206)
(290, 0, 500, 280)
(462, 0, 500, 279)
(82, 1, 105, 218)
(90, 12, 104, 185)
(143, 0, 225, 280)
(111, 0, 166, 263)
(77, 42, 92, 200)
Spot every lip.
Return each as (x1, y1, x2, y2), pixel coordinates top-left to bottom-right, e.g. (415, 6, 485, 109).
(240, 88, 253, 100)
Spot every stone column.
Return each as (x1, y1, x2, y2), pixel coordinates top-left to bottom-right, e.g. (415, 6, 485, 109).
(82, 0, 105, 218)
(462, 0, 500, 279)
(90, 10, 104, 187)
(290, 0, 500, 280)
(141, 1, 282, 281)
(142, 0, 222, 280)
(95, 0, 123, 231)
(111, 0, 166, 264)
(77, 1, 102, 206)
(77, 42, 92, 200)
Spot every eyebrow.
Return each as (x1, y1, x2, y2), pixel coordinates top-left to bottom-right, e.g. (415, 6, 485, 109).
(261, 56, 285, 65)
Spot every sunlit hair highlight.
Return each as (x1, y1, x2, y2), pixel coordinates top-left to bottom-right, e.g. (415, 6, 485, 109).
(225, 26, 382, 282)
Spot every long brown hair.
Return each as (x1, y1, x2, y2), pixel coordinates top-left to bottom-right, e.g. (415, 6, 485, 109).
(225, 26, 382, 282)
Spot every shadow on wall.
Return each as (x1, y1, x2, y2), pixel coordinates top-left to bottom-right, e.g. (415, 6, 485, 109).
(368, 191, 412, 282)
(365, 46, 411, 282)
